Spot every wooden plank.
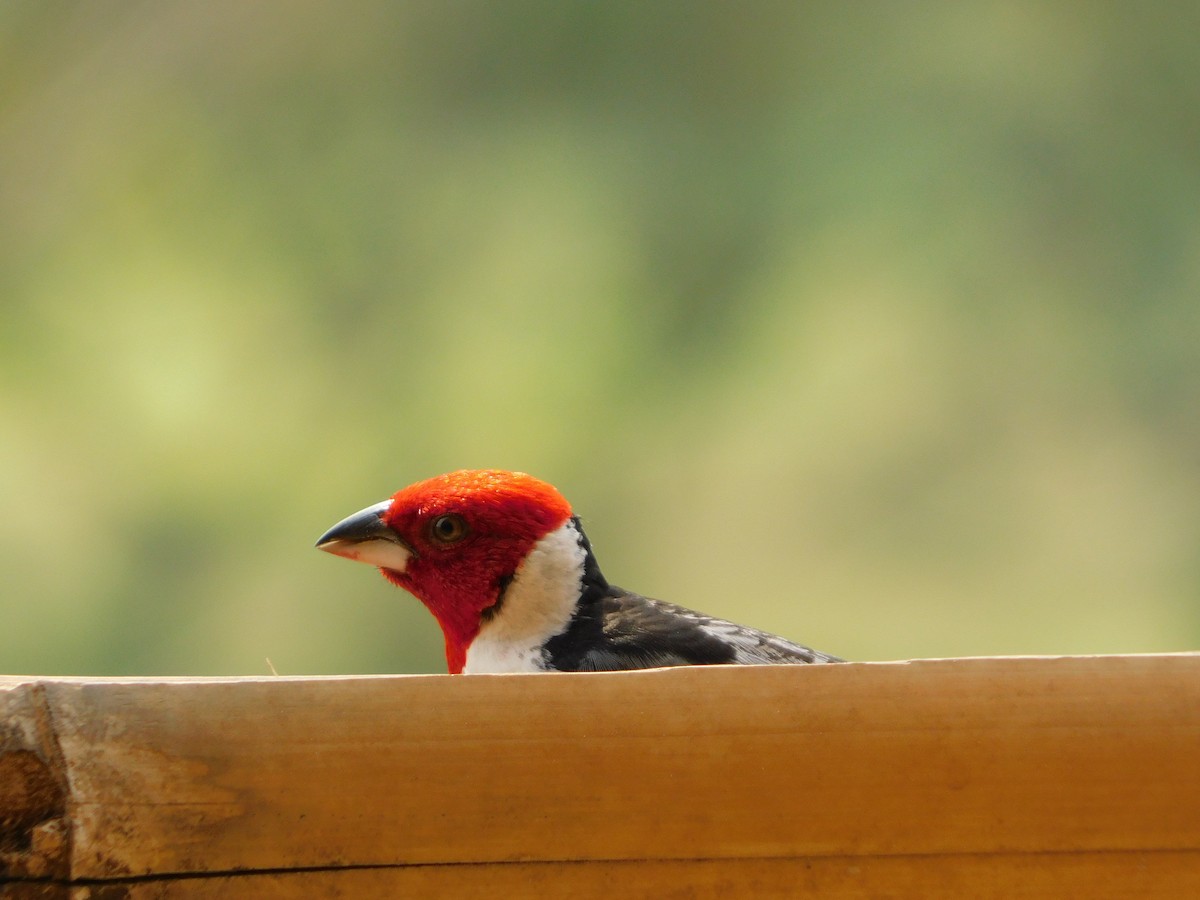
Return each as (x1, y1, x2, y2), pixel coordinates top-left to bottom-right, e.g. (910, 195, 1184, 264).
(2, 655, 1199, 887)
(18, 851, 1200, 899)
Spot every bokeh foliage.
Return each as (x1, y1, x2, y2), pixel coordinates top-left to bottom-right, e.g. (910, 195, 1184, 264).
(2, 2, 1198, 675)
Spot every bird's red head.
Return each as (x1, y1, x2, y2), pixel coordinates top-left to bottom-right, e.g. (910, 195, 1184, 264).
(317, 470, 574, 673)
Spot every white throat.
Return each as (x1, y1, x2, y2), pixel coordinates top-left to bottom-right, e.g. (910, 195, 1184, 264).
(463, 520, 586, 674)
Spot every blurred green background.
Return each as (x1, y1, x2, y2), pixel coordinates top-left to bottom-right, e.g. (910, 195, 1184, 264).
(2, 2, 1198, 676)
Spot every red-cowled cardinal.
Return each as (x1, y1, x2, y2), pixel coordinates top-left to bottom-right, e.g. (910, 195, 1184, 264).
(317, 469, 841, 674)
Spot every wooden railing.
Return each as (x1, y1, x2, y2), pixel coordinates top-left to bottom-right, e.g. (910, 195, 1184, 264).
(2, 655, 1198, 897)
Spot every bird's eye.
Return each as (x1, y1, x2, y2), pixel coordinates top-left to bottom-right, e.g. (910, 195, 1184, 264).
(429, 514, 468, 544)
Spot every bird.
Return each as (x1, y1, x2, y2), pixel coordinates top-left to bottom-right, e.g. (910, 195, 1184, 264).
(316, 469, 841, 674)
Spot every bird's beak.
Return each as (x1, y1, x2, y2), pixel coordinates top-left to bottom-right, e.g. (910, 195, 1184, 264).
(315, 500, 412, 573)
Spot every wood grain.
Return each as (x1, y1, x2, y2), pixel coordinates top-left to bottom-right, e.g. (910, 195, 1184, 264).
(102, 852, 1200, 899)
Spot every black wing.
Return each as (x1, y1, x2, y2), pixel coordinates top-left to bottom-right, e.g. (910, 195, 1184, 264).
(545, 587, 842, 672)
(543, 517, 842, 672)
